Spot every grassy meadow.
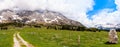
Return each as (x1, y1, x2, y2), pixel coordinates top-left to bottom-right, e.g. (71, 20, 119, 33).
(0, 27, 15, 47)
(19, 27, 120, 47)
(0, 27, 120, 47)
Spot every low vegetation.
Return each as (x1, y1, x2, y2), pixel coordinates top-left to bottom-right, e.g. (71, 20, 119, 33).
(18, 27, 120, 47)
(0, 24, 120, 47)
(0, 28, 15, 47)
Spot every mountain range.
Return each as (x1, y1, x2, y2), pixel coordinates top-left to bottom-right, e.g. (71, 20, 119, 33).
(0, 9, 84, 27)
(95, 23, 120, 30)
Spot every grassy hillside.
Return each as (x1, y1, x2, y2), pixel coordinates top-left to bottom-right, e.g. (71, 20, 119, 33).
(0, 27, 120, 47)
(0, 28, 15, 47)
(18, 27, 120, 47)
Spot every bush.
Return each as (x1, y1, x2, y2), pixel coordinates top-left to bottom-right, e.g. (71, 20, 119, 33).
(77, 26, 86, 31)
(86, 28, 99, 32)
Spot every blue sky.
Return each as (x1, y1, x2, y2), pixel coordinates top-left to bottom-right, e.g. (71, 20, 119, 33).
(87, 0, 117, 19)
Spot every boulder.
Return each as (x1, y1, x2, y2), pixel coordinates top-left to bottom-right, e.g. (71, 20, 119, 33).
(108, 29, 118, 44)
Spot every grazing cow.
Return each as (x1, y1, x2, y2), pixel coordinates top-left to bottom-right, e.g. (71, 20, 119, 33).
(1, 27, 8, 30)
(34, 25, 41, 28)
(108, 29, 118, 44)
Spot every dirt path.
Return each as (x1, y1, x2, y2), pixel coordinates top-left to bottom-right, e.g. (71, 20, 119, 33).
(13, 32, 34, 47)
(13, 33, 21, 47)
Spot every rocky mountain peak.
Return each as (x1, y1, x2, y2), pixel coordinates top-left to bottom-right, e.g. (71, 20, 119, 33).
(0, 9, 84, 27)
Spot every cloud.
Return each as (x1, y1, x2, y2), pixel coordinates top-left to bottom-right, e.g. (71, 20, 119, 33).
(13, 0, 47, 10)
(0, 0, 14, 10)
(92, 9, 120, 24)
(115, 0, 120, 11)
(74, 0, 94, 27)
(2, 0, 120, 28)
(91, 0, 120, 27)
(60, 0, 95, 27)
(0, 0, 95, 27)
(12, 0, 75, 12)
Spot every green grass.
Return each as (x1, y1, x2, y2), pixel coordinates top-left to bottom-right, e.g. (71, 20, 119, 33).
(0, 29, 15, 47)
(1, 27, 120, 47)
(18, 27, 120, 47)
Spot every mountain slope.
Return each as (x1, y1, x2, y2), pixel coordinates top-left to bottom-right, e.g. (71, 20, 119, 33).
(0, 9, 84, 27)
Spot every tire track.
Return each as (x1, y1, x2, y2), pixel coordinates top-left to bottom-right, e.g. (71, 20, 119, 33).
(13, 33, 21, 47)
(13, 32, 34, 47)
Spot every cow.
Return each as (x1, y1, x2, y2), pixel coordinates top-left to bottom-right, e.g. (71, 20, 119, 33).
(1, 27, 8, 30)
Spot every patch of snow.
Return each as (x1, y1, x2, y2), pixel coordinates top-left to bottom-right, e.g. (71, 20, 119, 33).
(41, 14, 47, 22)
(48, 18, 58, 23)
(57, 16, 63, 20)
(0, 16, 6, 23)
(31, 19, 36, 22)
(25, 19, 36, 24)
(0, 16, 4, 20)
(12, 15, 22, 20)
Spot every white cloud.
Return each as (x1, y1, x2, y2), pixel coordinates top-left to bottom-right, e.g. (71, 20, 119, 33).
(91, 0, 120, 27)
(0, 0, 95, 27)
(11, 0, 75, 12)
(2, 0, 120, 28)
(0, 0, 14, 10)
(72, 0, 94, 27)
(115, 0, 120, 11)
(92, 9, 120, 24)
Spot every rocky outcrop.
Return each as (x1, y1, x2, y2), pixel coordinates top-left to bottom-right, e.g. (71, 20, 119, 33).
(108, 29, 118, 44)
(0, 9, 84, 27)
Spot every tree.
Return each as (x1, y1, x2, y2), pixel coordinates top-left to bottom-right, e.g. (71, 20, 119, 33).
(77, 26, 86, 31)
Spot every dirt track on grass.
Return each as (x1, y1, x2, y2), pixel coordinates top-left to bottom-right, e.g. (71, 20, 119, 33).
(13, 32, 34, 47)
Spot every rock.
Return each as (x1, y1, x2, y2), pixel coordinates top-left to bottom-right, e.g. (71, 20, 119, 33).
(108, 29, 118, 44)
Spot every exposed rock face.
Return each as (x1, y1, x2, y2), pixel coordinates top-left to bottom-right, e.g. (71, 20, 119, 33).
(0, 9, 84, 27)
(109, 29, 118, 44)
